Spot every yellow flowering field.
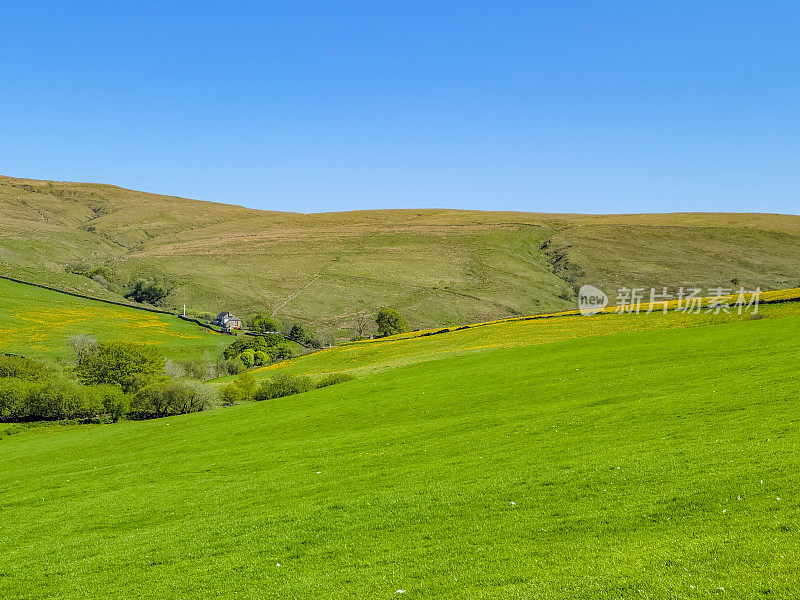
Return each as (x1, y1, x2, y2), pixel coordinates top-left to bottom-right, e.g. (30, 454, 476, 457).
(0, 278, 229, 361)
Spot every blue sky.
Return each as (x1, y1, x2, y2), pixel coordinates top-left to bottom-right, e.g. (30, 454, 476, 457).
(1, 1, 799, 214)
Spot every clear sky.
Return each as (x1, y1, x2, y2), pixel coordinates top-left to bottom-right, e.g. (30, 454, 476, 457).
(1, 1, 798, 214)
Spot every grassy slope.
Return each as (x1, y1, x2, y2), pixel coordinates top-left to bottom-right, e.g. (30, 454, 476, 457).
(0, 277, 229, 362)
(245, 296, 800, 382)
(1, 312, 799, 599)
(3, 174, 800, 334)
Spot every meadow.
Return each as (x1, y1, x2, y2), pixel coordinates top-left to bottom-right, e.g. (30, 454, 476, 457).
(0, 277, 228, 362)
(242, 290, 800, 382)
(1, 304, 798, 598)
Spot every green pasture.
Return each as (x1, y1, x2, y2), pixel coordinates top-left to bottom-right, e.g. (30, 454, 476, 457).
(1, 311, 798, 598)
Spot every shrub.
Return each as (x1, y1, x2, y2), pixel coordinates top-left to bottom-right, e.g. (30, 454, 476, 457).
(316, 373, 356, 388)
(376, 307, 409, 337)
(239, 349, 256, 368)
(125, 279, 171, 305)
(223, 334, 284, 359)
(233, 371, 257, 401)
(25, 379, 103, 420)
(178, 359, 213, 380)
(254, 373, 313, 401)
(0, 355, 49, 381)
(270, 345, 294, 362)
(68, 334, 99, 363)
(164, 359, 186, 379)
(0, 378, 31, 419)
(131, 380, 218, 419)
(220, 384, 246, 405)
(216, 357, 245, 377)
(76, 341, 165, 393)
(93, 385, 130, 422)
(254, 350, 271, 366)
(250, 313, 281, 334)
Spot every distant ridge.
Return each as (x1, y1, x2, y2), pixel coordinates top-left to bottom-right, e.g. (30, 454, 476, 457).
(2, 174, 799, 336)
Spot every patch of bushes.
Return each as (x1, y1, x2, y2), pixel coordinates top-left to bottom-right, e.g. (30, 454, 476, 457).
(0, 377, 124, 422)
(216, 356, 246, 376)
(253, 373, 313, 401)
(220, 371, 258, 404)
(130, 380, 219, 419)
(0, 355, 49, 381)
(76, 341, 165, 393)
(223, 335, 295, 368)
(249, 313, 282, 334)
(316, 373, 356, 388)
(223, 334, 286, 358)
(65, 262, 118, 292)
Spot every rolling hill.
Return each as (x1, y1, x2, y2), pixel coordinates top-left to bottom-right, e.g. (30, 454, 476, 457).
(1, 300, 798, 598)
(2, 174, 800, 337)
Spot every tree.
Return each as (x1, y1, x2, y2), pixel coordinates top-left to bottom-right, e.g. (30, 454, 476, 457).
(125, 279, 171, 306)
(239, 349, 255, 368)
(287, 324, 309, 343)
(68, 334, 99, 364)
(233, 370, 257, 401)
(355, 312, 370, 338)
(94, 385, 130, 422)
(375, 307, 409, 337)
(223, 334, 284, 360)
(76, 341, 165, 393)
(249, 313, 281, 334)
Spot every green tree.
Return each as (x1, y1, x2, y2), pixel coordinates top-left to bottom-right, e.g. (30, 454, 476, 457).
(223, 334, 284, 360)
(239, 349, 256, 368)
(76, 341, 165, 393)
(249, 313, 281, 334)
(233, 370, 257, 401)
(93, 385, 130, 422)
(375, 307, 409, 337)
(287, 323, 309, 343)
(125, 279, 171, 305)
(254, 350, 270, 366)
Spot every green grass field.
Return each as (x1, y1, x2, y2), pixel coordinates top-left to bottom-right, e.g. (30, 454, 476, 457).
(3, 174, 800, 336)
(241, 295, 800, 383)
(0, 277, 229, 362)
(1, 306, 798, 598)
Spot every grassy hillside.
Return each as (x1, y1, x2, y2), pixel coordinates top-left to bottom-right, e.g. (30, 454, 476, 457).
(2, 174, 800, 335)
(0, 277, 229, 362)
(1, 307, 798, 598)
(242, 289, 800, 382)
